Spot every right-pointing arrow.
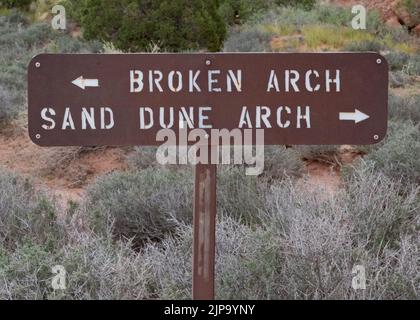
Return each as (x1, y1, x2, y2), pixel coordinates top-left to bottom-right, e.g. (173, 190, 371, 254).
(339, 109, 370, 124)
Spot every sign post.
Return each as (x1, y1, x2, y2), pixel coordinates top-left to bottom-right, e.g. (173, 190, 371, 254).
(193, 155, 217, 299)
(28, 52, 388, 299)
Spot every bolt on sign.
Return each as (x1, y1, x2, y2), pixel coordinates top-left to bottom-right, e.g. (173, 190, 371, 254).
(28, 53, 388, 146)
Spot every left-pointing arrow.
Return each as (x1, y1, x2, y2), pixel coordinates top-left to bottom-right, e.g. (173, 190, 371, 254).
(71, 76, 99, 90)
(339, 109, 370, 124)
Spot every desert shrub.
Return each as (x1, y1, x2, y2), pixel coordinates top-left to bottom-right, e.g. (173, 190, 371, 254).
(256, 6, 319, 30)
(0, 235, 156, 299)
(217, 166, 266, 225)
(404, 54, 420, 76)
(66, 0, 226, 52)
(85, 167, 193, 246)
(0, 8, 26, 24)
(0, 168, 63, 250)
(19, 23, 52, 47)
(312, 4, 353, 26)
(344, 40, 383, 52)
(388, 94, 420, 124)
(275, 0, 315, 10)
(265, 4, 382, 32)
(218, 167, 419, 299)
(302, 25, 374, 49)
(127, 147, 158, 170)
(56, 237, 152, 299)
(313, 5, 384, 34)
(141, 223, 192, 299)
(0, 241, 57, 299)
(218, 0, 273, 25)
(0, 11, 101, 126)
(140, 217, 283, 299)
(0, 85, 17, 124)
(218, 0, 316, 25)
(385, 52, 420, 76)
(343, 162, 419, 254)
(1, 169, 418, 299)
(30, 0, 63, 21)
(263, 146, 303, 180)
(389, 71, 413, 88)
(360, 121, 420, 184)
(0, 0, 31, 9)
(261, 183, 355, 299)
(47, 35, 103, 53)
(215, 219, 280, 299)
(386, 51, 410, 71)
(368, 234, 419, 299)
(224, 27, 272, 52)
(263, 171, 417, 299)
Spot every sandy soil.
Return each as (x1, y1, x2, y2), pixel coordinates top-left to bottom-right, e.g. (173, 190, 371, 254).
(0, 125, 129, 210)
(298, 145, 363, 195)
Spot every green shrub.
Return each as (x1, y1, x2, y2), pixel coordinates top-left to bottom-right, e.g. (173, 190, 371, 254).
(141, 223, 192, 299)
(404, 54, 420, 76)
(127, 147, 158, 170)
(385, 52, 420, 76)
(344, 40, 382, 52)
(263, 146, 303, 180)
(0, 236, 155, 299)
(313, 4, 353, 26)
(389, 94, 420, 124)
(217, 168, 419, 299)
(0, 0, 31, 9)
(364, 121, 420, 184)
(218, 0, 316, 25)
(247, 6, 319, 33)
(386, 51, 410, 71)
(46, 35, 103, 54)
(218, 0, 273, 25)
(0, 168, 63, 250)
(217, 166, 266, 225)
(0, 85, 17, 124)
(66, 0, 226, 52)
(343, 162, 419, 253)
(0, 11, 104, 127)
(1, 168, 418, 299)
(276, 0, 315, 10)
(389, 71, 413, 88)
(0, 241, 57, 299)
(85, 167, 193, 246)
(262, 171, 417, 299)
(224, 27, 272, 52)
(57, 237, 152, 299)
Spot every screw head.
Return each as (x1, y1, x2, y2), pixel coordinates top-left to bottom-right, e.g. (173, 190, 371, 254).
(35, 62, 40, 68)
(376, 58, 382, 64)
(205, 59, 211, 66)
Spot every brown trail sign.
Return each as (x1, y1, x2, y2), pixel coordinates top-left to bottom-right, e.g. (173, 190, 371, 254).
(28, 53, 388, 299)
(28, 53, 387, 146)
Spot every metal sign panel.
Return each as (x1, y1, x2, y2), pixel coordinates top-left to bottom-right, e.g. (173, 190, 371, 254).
(28, 53, 388, 146)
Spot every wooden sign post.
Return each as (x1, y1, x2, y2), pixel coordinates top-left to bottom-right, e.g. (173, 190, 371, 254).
(193, 158, 217, 299)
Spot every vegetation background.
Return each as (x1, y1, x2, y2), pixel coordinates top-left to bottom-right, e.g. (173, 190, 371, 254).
(0, 0, 418, 299)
